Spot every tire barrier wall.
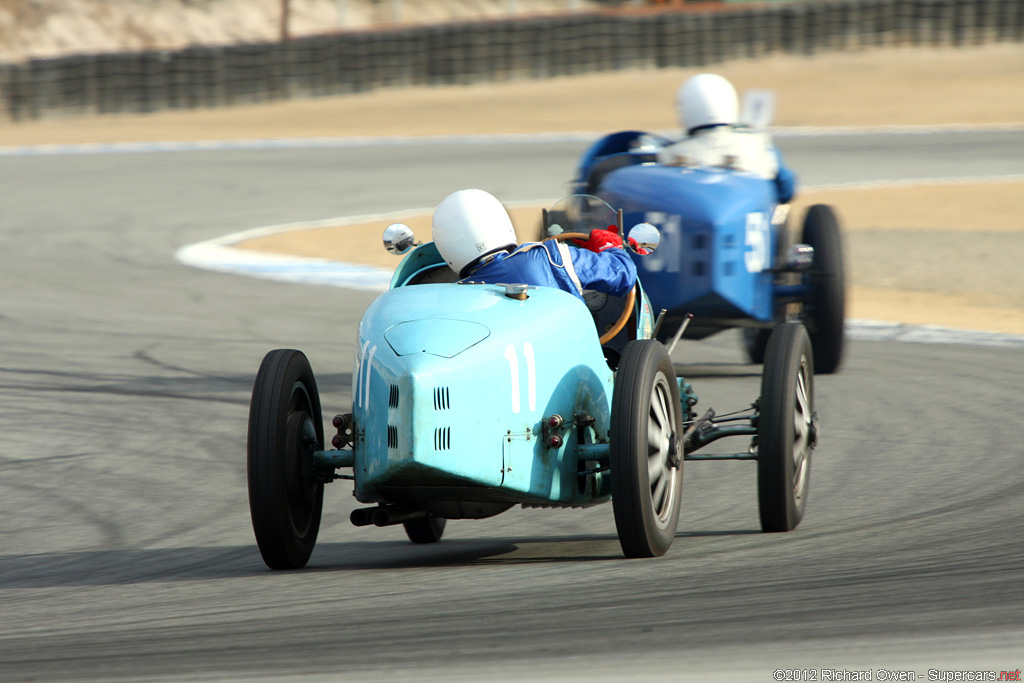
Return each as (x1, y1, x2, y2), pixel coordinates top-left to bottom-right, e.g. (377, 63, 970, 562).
(1, 0, 1021, 121)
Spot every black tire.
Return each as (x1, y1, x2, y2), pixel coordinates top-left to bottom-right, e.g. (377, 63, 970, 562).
(403, 517, 447, 544)
(247, 349, 325, 570)
(610, 340, 685, 558)
(757, 322, 815, 533)
(801, 204, 846, 374)
(742, 327, 772, 365)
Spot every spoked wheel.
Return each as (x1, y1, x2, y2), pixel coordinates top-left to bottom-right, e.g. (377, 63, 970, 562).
(757, 322, 815, 533)
(801, 204, 846, 374)
(403, 517, 447, 544)
(247, 349, 325, 570)
(611, 340, 685, 558)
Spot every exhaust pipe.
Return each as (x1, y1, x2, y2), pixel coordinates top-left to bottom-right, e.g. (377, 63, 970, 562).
(349, 507, 376, 527)
(371, 506, 428, 527)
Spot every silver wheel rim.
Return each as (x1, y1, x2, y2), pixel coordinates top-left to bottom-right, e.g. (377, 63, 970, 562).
(792, 353, 812, 503)
(647, 373, 680, 529)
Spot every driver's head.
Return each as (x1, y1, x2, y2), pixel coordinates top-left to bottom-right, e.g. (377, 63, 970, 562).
(676, 73, 739, 133)
(432, 189, 517, 277)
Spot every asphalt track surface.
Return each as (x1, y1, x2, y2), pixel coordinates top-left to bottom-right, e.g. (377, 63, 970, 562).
(2, 131, 1023, 682)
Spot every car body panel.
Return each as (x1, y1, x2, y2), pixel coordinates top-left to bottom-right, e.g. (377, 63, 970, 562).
(576, 130, 788, 339)
(602, 164, 779, 326)
(352, 277, 616, 510)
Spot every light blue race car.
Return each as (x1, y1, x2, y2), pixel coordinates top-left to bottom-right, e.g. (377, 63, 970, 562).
(246, 196, 818, 569)
(575, 131, 847, 374)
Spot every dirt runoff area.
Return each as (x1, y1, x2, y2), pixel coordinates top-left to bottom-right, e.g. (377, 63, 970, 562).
(4, 44, 1022, 334)
(242, 182, 1024, 335)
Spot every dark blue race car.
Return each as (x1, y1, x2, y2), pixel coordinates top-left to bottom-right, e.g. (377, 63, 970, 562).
(573, 130, 846, 374)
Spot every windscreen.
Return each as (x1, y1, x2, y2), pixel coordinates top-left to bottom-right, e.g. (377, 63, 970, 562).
(544, 194, 618, 240)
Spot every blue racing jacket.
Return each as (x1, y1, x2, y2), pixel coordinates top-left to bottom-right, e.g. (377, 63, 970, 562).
(460, 241, 636, 302)
(775, 149, 797, 204)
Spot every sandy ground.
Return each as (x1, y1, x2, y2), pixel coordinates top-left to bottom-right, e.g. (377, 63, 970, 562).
(2, 44, 1023, 142)
(0, 0, 600, 62)
(5, 44, 1022, 334)
(240, 182, 1024, 334)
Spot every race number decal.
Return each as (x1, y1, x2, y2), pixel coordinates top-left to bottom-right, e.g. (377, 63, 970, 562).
(354, 340, 377, 409)
(642, 212, 680, 273)
(745, 212, 770, 273)
(522, 342, 536, 412)
(504, 343, 537, 415)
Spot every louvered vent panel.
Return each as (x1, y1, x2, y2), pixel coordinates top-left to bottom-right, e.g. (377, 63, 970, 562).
(433, 386, 450, 411)
(433, 427, 451, 451)
(387, 424, 398, 449)
(388, 384, 400, 409)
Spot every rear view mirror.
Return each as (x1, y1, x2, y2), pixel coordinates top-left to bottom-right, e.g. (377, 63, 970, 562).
(627, 222, 660, 255)
(383, 223, 416, 255)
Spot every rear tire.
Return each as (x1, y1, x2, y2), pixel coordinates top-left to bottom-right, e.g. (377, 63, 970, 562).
(801, 204, 846, 374)
(742, 327, 772, 365)
(757, 323, 814, 533)
(611, 341, 684, 558)
(247, 349, 324, 570)
(403, 517, 446, 544)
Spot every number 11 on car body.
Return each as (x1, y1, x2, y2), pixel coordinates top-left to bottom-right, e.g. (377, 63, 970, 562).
(504, 342, 536, 414)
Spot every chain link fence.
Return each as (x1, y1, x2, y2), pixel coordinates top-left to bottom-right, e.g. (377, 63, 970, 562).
(1, 0, 1021, 121)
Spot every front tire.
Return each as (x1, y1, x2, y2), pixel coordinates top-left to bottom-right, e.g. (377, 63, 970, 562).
(611, 341, 685, 558)
(801, 204, 846, 374)
(247, 349, 325, 570)
(757, 323, 815, 532)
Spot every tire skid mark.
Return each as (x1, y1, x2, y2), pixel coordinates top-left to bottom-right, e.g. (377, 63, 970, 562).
(0, 381, 247, 405)
(1, 479, 127, 552)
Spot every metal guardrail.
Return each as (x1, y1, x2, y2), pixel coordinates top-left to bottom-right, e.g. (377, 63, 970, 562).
(1, 0, 1021, 121)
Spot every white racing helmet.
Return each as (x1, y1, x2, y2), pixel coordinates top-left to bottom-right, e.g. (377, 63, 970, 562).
(432, 189, 517, 276)
(676, 73, 739, 133)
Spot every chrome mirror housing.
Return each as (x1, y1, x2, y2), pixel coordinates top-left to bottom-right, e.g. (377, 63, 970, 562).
(383, 223, 416, 255)
(786, 243, 815, 271)
(627, 222, 660, 255)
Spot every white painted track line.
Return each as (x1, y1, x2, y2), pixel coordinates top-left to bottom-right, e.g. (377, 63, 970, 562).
(174, 205, 1024, 349)
(5, 123, 1024, 157)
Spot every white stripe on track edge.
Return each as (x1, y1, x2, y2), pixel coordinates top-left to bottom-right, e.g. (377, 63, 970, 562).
(804, 174, 1024, 191)
(847, 320, 1024, 348)
(175, 206, 1024, 350)
(174, 209, 429, 292)
(175, 199, 548, 291)
(4, 123, 1024, 157)
(0, 132, 602, 157)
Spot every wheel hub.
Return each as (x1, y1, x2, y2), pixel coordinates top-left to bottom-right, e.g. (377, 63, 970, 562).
(791, 357, 812, 502)
(285, 412, 320, 529)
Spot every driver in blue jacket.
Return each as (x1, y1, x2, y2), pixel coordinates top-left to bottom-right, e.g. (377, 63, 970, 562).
(431, 189, 636, 302)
